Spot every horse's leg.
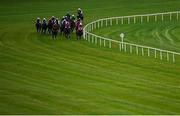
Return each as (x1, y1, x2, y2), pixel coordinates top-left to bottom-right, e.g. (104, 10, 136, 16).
(48, 28, 50, 34)
(55, 32, 57, 39)
(49, 28, 51, 34)
(36, 27, 38, 33)
(41, 28, 43, 34)
(68, 30, 70, 39)
(65, 30, 68, 39)
(64, 31, 67, 38)
(37, 27, 39, 33)
(52, 32, 54, 39)
(76, 32, 78, 40)
(44, 29, 46, 34)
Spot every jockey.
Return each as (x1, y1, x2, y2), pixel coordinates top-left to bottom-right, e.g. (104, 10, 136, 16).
(77, 8, 84, 21)
(36, 17, 41, 33)
(65, 20, 71, 29)
(66, 12, 71, 21)
(70, 14, 76, 32)
(71, 15, 76, 21)
(43, 18, 46, 23)
(41, 18, 47, 34)
(60, 16, 65, 25)
(51, 16, 55, 20)
(77, 8, 83, 14)
(42, 18, 47, 26)
(76, 18, 81, 30)
(60, 16, 66, 35)
(51, 16, 56, 24)
(37, 17, 41, 23)
(56, 18, 59, 25)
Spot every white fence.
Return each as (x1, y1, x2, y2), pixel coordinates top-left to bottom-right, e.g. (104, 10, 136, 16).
(83, 11, 180, 62)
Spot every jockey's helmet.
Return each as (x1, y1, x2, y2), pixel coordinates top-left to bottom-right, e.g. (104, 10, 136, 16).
(78, 8, 81, 11)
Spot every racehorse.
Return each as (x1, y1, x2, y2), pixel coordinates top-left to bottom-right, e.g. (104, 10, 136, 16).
(64, 20, 71, 39)
(70, 19, 75, 32)
(52, 22, 60, 39)
(76, 23, 83, 40)
(60, 17, 66, 35)
(70, 15, 76, 32)
(47, 19, 53, 34)
(41, 18, 47, 34)
(35, 18, 41, 33)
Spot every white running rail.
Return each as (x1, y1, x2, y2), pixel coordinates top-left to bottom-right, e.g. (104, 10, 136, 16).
(83, 11, 180, 62)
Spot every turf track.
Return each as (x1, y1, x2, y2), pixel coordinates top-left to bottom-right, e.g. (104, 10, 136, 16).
(0, 0, 180, 114)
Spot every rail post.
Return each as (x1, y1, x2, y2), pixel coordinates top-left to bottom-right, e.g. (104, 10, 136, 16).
(119, 43, 121, 51)
(141, 16, 143, 23)
(160, 51, 163, 60)
(136, 46, 138, 55)
(134, 16, 136, 24)
(106, 19, 108, 27)
(94, 22, 96, 29)
(121, 18, 124, 24)
(130, 45, 132, 53)
(120, 33, 125, 50)
(147, 15, 149, 22)
(148, 48, 150, 56)
(167, 52, 169, 61)
(101, 20, 103, 27)
(88, 33, 90, 42)
(142, 47, 144, 56)
(104, 39, 106, 47)
(116, 18, 118, 25)
(177, 12, 179, 20)
(128, 17, 130, 24)
(95, 36, 97, 44)
(155, 50, 157, 58)
(162, 14, 164, 21)
(98, 21, 100, 28)
(173, 53, 175, 62)
(86, 32, 88, 40)
(91, 23, 94, 31)
(109, 40, 112, 48)
(92, 35, 94, 43)
(170, 13, 172, 21)
(110, 19, 112, 26)
(155, 15, 157, 22)
(100, 38, 102, 46)
(124, 43, 127, 52)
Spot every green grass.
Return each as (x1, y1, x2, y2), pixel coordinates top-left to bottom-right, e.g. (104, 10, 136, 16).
(0, 0, 180, 114)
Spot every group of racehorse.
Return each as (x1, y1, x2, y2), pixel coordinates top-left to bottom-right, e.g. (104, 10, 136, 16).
(35, 8, 84, 40)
